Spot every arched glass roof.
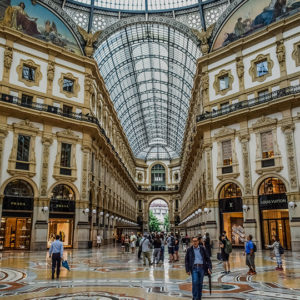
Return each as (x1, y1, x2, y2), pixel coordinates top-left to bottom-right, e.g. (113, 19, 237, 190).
(94, 22, 200, 160)
(69, 0, 200, 12)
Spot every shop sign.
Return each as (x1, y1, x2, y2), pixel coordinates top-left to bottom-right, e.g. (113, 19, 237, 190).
(219, 197, 243, 213)
(50, 199, 75, 212)
(3, 197, 33, 210)
(259, 194, 287, 210)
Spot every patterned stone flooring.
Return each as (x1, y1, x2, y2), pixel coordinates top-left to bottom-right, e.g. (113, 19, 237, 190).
(0, 245, 300, 299)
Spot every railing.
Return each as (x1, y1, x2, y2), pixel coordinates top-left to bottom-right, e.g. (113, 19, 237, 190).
(138, 185, 179, 192)
(196, 85, 300, 123)
(0, 93, 134, 185)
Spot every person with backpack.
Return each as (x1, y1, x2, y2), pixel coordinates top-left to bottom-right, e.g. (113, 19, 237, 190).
(266, 235, 284, 270)
(185, 236, 212, 300)
(219, 233, 231, 274)
(245, 234, 256, 275)
(167, 233, 175, 263)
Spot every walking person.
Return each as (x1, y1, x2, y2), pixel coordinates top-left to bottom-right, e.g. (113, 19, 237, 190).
(219, 234, 231, 274)
(121, 234, 125, 253)
(130, 232, 137, 253)
(124, 234, 130, 253)
(185, 236, 212, 300)
(167, 233, 175, 263)
(204, 232, 212, 257)
(174, 237, 180, 261)
(158, 233, 165, 264)
(141, 233, 152, 266)
(137, 233, 143, 259)
(245, 234, 256, 275)
(266, 235, 283, 270)
(153, 234, 162, 264)
(97, 233, 102, 248)
(49, 235, 64, 280)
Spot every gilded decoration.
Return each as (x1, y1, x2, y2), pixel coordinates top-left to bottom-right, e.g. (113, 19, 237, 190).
(40, 136, 53, 197)
(292, 41, 300, 67)
(58, 73, 80, 98)
(17, 59, 42, 87)
(213, 69, 234, 96)
(77, 26, 103, 58)
(252, 116, 282, 174)
(53, 129, 79, 182)
(192, 23, 215, 56)
(214, 127, 239, 180)
(281, 122, 298, 189)
(4, 46, 13, 70)
(8, 119, 39, 177)
(249, 53, 274, 82)
(236, 57, 244, 89)
(239, 133, 252, 195)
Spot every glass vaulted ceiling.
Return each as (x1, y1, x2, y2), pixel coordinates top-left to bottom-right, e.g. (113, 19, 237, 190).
(94, 23, 200, 161)
(71, 0, 199, 11)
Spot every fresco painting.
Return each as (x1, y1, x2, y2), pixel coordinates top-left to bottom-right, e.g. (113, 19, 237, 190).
(0, 0, 81, 55)
(213, 0, 300, 50)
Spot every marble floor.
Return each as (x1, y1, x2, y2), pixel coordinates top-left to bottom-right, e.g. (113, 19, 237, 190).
(0, 245, 300, 299)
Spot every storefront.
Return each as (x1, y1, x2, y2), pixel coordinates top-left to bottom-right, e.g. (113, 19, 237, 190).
(219, 183, 245, 247)
(258, 177, 291, 250)
(48, 184, 75, 248)
(0, 180, 34, 250)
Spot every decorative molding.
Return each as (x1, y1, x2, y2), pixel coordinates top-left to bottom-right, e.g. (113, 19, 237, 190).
(47, 61, 55, 84)
(200, 71, 209, 101)
(252, 115, 277, 130)
(292, 41, 300, 67)
(40, 136, 53, 196)
(213, 69, 234, 96)
(192, 23, 215, 55)
(8, 120, 39, 177)
(249, 54, 274, 83)
(58, 72, 80, 98)
(213, 126, 235, 139)
(239, 133, 252, 195)
(281, 122, 298, 189)
(17, 59, 42, 88)
(276, 40, 286, 67)
(4, 46, 13, 71)
(236, 57, 244, 89)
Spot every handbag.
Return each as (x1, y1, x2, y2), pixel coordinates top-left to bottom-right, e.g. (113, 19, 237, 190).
(217, 252, 223, 261)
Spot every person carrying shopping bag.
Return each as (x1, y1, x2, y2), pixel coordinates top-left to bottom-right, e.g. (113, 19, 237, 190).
(49, 235, 64, 280)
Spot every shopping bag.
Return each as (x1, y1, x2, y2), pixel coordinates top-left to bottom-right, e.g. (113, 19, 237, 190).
(62, 260, 70, 271)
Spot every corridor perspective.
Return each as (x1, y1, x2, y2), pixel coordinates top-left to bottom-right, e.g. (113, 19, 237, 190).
(0, 0, 300, 298)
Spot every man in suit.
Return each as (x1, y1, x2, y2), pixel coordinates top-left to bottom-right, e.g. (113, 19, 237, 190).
(185, 236, 212, 300)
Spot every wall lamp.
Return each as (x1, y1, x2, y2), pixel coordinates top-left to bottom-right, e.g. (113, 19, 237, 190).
(289, 201, 297, 209)
(99, 211, 104, 216)
(92, 209, 97, 214)
(41, 206, 49, 213)
(83, 208, 89, 215)
(242, 204, 250, 212)
(203, 207, 211, 214)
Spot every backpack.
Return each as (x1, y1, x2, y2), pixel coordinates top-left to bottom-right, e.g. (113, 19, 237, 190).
(253, 243, 257, 253)
(224, 239, 232, 254)
(279, 244, 284, 255)
(170, 236, 175, 247)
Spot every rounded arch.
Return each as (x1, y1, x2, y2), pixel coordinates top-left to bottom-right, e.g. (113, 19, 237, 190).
(95, 17, 199, 48)
(148, 161, 168, 186)
(253, 174, 290, 196)
(214, 179, 244, 200)
(148, 196, 170, 210)
(0, 176, 39, 198)
(47, 181, 80, 201)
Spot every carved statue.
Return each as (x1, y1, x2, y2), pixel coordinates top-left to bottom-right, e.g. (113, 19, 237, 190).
(276, 40, 286, 65)
(236, 58, 244, 79)
(0, 6, 14, 27)
(47, 62, 55, 82)
(85, 74, 94, 94)
(192, 23, 215, 55)
(77, 26, 103, 57)
(4, 46, 13, 70)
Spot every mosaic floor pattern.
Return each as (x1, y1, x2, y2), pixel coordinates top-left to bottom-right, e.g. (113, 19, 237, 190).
(0, 245, 300, 299)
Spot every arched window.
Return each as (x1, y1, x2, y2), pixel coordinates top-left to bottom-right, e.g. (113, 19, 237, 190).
(4, 180, 33, 198)
(219, 183, 241, 199)
(151, 164, 166, 189)
(51, 184, 75, 201)
(258, 177, 286, 195)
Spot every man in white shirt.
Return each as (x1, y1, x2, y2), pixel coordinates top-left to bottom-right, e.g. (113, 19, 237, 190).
(49, 235, 64, 279)
(130, 232, 137, 253)
(140, 233, 152, 266)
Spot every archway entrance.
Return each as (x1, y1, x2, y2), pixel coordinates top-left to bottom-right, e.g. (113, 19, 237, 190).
(219, 183, 244, 247)
(48, 184, 75, 248)
(258, 177, 291, 250)
(149, 199, 169, 232)
(1, 179, 34, 250)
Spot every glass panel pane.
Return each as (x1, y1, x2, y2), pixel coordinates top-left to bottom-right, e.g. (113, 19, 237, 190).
(17, 135, 31, 162)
